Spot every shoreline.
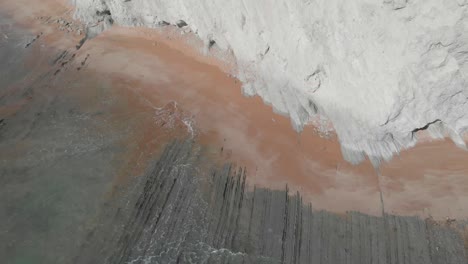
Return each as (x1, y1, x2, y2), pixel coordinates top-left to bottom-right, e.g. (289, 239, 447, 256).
(2, 0, 468, 220)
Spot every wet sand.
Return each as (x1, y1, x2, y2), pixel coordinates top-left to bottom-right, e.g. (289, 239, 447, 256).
(2, 0, 468, 220)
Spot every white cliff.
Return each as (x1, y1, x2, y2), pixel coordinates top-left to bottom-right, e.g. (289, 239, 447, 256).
(72, 0, 468, 165)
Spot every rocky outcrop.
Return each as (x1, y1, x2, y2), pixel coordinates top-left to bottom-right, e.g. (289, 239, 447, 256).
(77, 141, 468, 263)
(71, 0, 468, 165)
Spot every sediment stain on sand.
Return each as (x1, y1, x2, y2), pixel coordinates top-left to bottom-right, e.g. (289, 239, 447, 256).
(81, 27, 468, 219)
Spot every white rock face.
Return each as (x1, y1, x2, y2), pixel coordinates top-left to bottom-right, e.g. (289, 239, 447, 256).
(72, 0, 468, 165)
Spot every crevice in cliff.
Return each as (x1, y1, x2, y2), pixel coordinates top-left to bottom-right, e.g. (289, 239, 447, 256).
(411, 119, 441, 138)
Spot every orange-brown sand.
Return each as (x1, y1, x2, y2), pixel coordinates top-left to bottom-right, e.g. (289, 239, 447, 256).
(2, 0, 468, 220)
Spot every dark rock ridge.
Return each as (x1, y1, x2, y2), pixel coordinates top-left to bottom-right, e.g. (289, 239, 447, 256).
(77, 141, 468, 264)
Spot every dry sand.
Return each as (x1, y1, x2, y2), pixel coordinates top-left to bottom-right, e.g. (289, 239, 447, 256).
(2, 0, 468, 220)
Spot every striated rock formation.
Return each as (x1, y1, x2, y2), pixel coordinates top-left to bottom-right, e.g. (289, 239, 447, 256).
(72, 0, 468, 165)
(77, 141, 468, 264)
